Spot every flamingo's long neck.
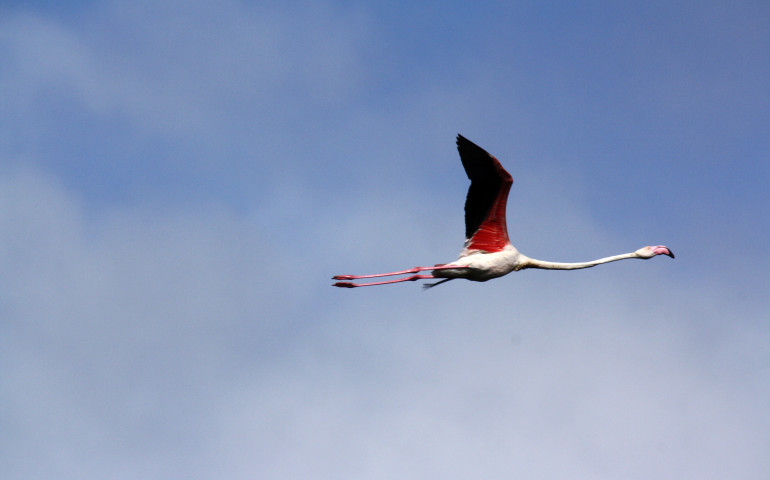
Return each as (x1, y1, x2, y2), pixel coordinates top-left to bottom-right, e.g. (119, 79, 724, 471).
(520, 252, 638, 271)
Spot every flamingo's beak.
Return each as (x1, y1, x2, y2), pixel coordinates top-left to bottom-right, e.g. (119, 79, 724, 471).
(652, 246, 675, 258)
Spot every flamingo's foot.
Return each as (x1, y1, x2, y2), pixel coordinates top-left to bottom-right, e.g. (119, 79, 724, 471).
(333, 282, 356, 288)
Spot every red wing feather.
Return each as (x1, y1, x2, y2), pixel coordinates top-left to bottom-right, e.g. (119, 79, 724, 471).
(465, 180, 512, 252)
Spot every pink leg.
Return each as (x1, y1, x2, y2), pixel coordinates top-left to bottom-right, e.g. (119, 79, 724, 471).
(334, 274, 437, 288)
(332, 265, 466, 281)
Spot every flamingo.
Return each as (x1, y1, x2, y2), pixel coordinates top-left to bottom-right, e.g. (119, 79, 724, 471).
(333, 134, 674, 288)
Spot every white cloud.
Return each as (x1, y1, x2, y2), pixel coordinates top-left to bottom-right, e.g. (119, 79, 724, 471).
(0, 168, 296, 478)
(0, 0, 371, 139)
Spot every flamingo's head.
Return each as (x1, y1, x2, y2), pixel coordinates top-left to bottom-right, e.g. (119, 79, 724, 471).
(636, 245, 675, 259)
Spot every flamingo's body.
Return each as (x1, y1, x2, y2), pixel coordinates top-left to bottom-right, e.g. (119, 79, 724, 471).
(333, 135, 674, 288)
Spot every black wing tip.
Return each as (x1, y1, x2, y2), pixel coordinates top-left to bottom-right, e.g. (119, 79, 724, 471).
(456, 134, 491, 158)
(456, 134, 482, 156)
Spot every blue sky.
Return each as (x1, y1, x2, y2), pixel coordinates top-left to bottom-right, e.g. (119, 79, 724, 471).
(1, 1, 768, 478)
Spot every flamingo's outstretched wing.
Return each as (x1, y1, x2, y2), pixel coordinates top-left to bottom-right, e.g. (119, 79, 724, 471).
(456, 134, 513, 253)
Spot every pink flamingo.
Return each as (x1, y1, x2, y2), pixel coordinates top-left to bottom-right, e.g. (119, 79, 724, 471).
(333, 135, 674, 288)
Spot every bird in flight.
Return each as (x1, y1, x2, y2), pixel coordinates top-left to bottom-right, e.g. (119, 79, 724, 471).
(333, 134, 674, 288)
